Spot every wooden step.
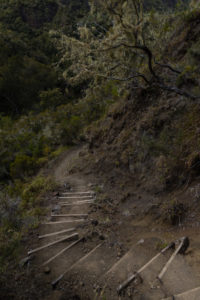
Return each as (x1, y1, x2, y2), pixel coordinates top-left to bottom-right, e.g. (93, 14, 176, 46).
(42, 238, 84, 266)
(62, 191, 93, 195)
(28, 233, 79, 255)
(51, 214, 88, 218)
(60, 200, 94, 206)
(163, 286, 200, 300)
(51, 243, 103, 288)
(39, 228, 75, 239)
(117, 241, 175, 294)
(58, 196, 93, 199)
(43, 219, 85, 225)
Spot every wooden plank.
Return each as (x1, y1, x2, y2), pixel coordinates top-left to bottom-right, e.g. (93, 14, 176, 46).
(51, 214, 88, 218)
(60, 199, 94, 203)
(43, 219, 85, 225)
(39, 228, 75, 239)
(42, 238, 84, 266)
(52, 243, 103, 288)
(28, 233, 79, 255)
(158, 237, 189, 281)
(117, 241, 175, 294)
(62, 191, 93, 195)
(60, 201, 94, 206)
(58, 196, 93, 199)
(162, 286, 200, 300)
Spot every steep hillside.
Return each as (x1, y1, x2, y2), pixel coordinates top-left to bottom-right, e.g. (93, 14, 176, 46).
(1, 1, 200, 299)
(77, 10, 200, 225)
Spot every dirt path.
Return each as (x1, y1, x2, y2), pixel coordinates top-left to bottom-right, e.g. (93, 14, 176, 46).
(24, 147, 200, 300)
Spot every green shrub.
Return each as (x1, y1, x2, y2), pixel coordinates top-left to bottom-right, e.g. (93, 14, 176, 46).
(10, 154, 37, 179)
(21, 175, 56, 209)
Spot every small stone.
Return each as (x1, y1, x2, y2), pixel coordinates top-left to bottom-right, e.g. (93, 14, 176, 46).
(91, 220, 98, 226)
(137, 239, 144, 244)
(44, 266, 51, 274)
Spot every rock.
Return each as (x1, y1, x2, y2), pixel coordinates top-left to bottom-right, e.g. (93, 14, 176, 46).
(179, 237, 190, 254)
(64, 183, 71, 190)
(52, 204, 61, 213)
(91, 219, 98, 226)
(137, 239, 144, 245)
(99, 234, 105, 240)
(44, 266, 51, 274)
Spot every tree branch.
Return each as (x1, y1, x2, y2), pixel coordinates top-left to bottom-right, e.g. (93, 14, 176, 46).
(97, 72, 150, 84)
(101, 43, 160, 80)
(154, 60, 181, 74)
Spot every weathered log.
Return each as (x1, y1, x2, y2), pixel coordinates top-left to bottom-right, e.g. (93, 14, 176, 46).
(157, 237, 189, 282)
(51, 214, 88, 218)
(39, 228, 75, 239)
(117, 241, 175, 294)
(52, 243, 103, 289)
(43, 219, 85, 225)
(42, 238, 83, 266)
(28, 233, 79, 255)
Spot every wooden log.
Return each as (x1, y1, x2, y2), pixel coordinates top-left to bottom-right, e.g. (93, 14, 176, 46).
(162, 286, 200, 300)
(62, 191, 93, 195)
(60, 200, 94, 206)
(42, 238, 84, 266)
(43, 219, 85, 225)
(60, 199, 94, 203)
(51, 214, 88, 218)
(52, 243, 103, 288)
(58, 196, 93, 199)
(28, 233, 79, 255)
(39, 228, 75, 239)
(157, 237, 189, 282)
(117, 241, 175, 294)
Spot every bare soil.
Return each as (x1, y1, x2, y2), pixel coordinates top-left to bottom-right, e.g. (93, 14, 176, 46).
(1, 146, 200, 300)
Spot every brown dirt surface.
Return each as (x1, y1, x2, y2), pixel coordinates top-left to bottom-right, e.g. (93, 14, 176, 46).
(1, 146, 200, 300)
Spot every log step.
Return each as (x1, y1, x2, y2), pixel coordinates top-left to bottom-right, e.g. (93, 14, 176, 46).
(60, 200, 94, 206)
(42, 238, 84, 266)
(62, 191, 93, 195)
(51, 214, 88, 218)
(163, 286, 200, 300)
(43, 219, 86, 225)
(39, 228, 75, 239)
(28, 233, 79, 255)
(117, 241, 175, 294)
(58, 196, 93, 199)
(51, 243, 103, 288)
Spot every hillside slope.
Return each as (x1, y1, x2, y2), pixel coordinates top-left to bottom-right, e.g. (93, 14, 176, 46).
(77, 10, 200, 225)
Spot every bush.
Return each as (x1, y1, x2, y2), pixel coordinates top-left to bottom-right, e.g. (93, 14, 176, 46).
(21, 175, 56, 209)
(10, 154, 37, 179)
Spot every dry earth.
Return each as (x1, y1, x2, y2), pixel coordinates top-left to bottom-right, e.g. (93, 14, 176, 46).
(3, 146, 200, 300)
